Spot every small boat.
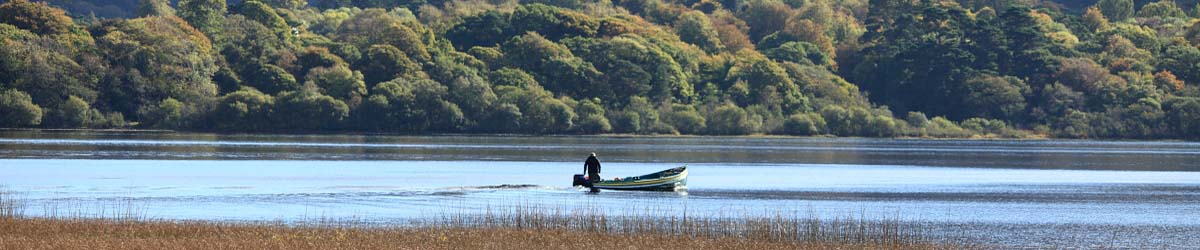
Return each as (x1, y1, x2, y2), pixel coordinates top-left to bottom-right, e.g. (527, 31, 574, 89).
(573, 166, 688, 191)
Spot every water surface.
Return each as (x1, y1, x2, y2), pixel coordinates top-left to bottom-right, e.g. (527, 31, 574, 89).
(1, 131, 1198, 248)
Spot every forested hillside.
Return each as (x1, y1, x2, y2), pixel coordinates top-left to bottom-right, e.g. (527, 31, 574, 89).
(2, 0, 1199, 138)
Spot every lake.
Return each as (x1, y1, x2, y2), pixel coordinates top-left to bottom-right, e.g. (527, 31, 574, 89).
(1, 131, 1198, 248)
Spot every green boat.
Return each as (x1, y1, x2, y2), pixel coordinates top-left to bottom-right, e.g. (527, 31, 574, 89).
(573, 166, 688, 191)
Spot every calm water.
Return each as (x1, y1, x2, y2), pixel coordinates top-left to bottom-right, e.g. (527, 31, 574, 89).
(1, 131, 1199, 247)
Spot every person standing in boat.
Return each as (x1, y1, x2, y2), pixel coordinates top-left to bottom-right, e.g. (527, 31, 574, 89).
(585, 152, 601, 182)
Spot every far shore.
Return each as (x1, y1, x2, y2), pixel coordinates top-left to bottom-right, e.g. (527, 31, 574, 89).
(2, 128, 1142, 141)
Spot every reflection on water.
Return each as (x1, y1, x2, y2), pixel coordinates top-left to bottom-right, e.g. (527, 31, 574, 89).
(1, 131, 1199, 248)
(2, 131, 1199, 170)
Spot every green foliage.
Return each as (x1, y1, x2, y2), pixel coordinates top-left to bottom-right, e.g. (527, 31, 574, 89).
(305, 65, 366, 105)
(501, 33, 602, 98)
(3, 0, 1198, 139)
(1164, 97, 1200, 138)
(275, 90, 350, 130)
(446, 10, 512, 51)
(782, 112, 825, 135)
(138, 98, 186, 128)
(676, 10, 724, 53)
(1160, 44, 1200, 84)
(564, 35, 693, 102)
(178, 0, 227, 35)
(510, 4, 599, 40)
(94, 16, 217, 119)
(663, 104, 707, 134)
(961, 74, 1028, 120)
(905, 111, 929, 128)
(0, 0, 75, 35)
(764, 41, 829, 66)
(362, 78, 464, 132)
(0, 89, 43, 127)
(211, 87, 275, 131)
(245, 63, 300, 94)
(335, 9, 431, 62)
(53, 95, 93, 128)
(135, 0, 175, 17)
(234, 0, 290, 41)
(358, 45, 421, 86)
(707, 104, 759, 135)
(1097, 0, 1134, 21)
(1138, 0, 1187, 19)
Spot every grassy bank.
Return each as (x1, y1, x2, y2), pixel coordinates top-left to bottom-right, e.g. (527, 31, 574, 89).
(0, 218, 962, 250)
(0, 191, 966, 250)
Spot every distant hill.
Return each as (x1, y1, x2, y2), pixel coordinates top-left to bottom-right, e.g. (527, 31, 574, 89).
(1, 0, 1198, 139)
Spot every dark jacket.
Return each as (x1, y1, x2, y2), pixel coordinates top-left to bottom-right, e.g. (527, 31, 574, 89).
(585, 156, 601, 174)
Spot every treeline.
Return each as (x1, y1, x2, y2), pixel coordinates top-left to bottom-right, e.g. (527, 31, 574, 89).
(0, 0, 1198, 139)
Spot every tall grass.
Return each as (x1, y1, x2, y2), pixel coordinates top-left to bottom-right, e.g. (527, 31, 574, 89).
(0, 189, 965, 249)
(418, 204, 940, 248)
(0, 188, 25, 219)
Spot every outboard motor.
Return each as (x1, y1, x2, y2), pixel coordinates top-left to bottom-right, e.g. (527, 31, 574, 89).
(572, 174, 592, 187)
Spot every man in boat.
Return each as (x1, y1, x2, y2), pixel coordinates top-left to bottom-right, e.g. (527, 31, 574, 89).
(585, 152, 601, 182)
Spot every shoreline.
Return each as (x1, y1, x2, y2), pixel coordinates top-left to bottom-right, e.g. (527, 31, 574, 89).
(6, 127, 1196, 142)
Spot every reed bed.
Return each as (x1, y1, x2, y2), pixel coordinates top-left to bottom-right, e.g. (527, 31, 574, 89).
(0, 191, 966, 250)
(418, 204, 948, 248)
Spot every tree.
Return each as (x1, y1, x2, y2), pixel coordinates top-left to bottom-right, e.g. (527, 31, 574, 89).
(94, 16, 218, 119)
(211, 87, 274, 131)
(501, 33, 601, 98)
(1137, 0, 1186, 19)
(1082, 7, 1109, 31)
(234, 0, 290, 42)
(0, 0, 75, 35)
(676, 10, 724, 53)
(304, 65, 366, 106)
(738, 0, 793, 42)
(564, 35, 693, 102)
(1097, 0, 1134, 21)
(663, 104, 707, 134)
(707, 104, 758, 135)
(275, 90, 350, 131)
(244, 63, 300, 94)
(575, 99, 612, 133)
(446, 10, 512, 51)
(1160, 45, 1200, 84)
(139, 98, 186, 129)
(358, 45, 422, 87)
(54, 95, 92, 128)
(178, 0, 226, 35)
(782, 112, 824, 135)
(0, 28, 97, 109)
(362, 78, 465, 132)
(764, 41, 829, 66)
(1164, 97, 1200, 138)
(960, 74, 1028, 120)
(509, 4, 599, 41)
(335, 9, 431, 62)
(136, 0, 175, 17)
(0, 89, 43, 127)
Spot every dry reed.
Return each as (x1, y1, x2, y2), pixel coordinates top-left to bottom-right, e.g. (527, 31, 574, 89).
(0, 191, 969, 250)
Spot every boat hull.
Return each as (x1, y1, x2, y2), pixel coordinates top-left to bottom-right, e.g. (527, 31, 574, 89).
(576, 166, 688, 191)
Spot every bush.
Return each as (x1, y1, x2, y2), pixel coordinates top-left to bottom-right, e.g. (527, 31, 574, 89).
(663, 105, 707, 134)
(924, 117, 971, 138)
(707, 104, 759, 135)
(0, 89, 43, 127)
(961, 117, 1009, 135)
(905, 111, 929, 128)
(577, 114, 612, 133)
(782, 113, 825, 136)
